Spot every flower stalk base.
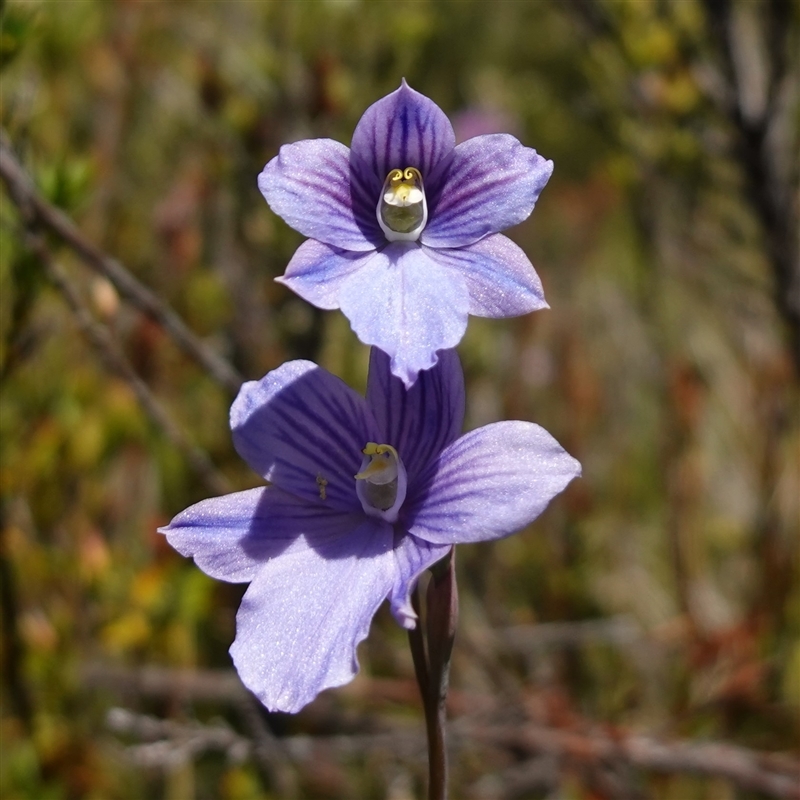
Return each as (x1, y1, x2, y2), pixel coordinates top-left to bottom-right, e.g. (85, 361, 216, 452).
(408, 547, 458, 800)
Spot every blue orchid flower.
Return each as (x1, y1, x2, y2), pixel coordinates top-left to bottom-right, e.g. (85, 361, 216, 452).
(259, 80, 554, 387)
(161, 348, 579, 713)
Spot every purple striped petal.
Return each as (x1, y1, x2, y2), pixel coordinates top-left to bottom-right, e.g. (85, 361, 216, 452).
(350, 80, 455, 185)
(422, 135, 553, 248)
(389, 532, 451, 629)
(349, 150, 384, 237)
(259, 139, 382, 250)
(339, 242, 470, 388)
(230, 518, 395, 713)
(231, 361, 380, 511)
(424, 234, 548, 317)
(366, 348, 464, 492)
(277, 239, 377, 310)
(160, 487, 368, 583)
(407, 421, 581, 544)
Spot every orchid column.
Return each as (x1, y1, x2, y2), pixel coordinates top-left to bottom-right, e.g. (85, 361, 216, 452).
(161, 81, 580, 800)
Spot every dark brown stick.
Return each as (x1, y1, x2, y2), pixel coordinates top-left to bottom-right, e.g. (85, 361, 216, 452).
(423, 548, 457, 800)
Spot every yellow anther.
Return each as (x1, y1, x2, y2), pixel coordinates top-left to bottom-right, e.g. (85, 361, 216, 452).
(377, 167, 427, 240)
(354, 443, 399, 485)
(383, 168, 424, 207)
(354, 441, 407, 517)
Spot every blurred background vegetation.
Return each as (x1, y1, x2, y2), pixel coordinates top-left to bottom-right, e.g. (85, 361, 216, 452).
(1, 1, 798, 798)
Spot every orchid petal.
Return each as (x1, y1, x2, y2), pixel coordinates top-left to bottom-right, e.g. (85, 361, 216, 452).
(350, 80, 455, 185)
(425, 234, 548, 317)
(230, 518, 395, 713)
(160, 487, 369, 583)
(407, 421, 580, 544)
(339, 243, 469, 388)
(422, 135, 553, 248)
(366, 348, 464, 492)
(389, 532, 451, 629)
(277, 239, 375, 310)
(231, 361, 380, 511)
(259, 139, 382, 250)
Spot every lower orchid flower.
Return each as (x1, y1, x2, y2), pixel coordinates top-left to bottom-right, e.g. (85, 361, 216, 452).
(160, 349, 580, 713)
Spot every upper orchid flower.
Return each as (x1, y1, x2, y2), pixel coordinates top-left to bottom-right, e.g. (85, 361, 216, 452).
(259, 80, 554, 387)
(160, 348, 579, 713)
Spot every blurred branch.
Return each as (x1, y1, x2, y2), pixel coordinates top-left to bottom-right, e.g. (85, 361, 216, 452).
(232, 690, 299, 798)
(565, 0, 800, 375)
(20, 229, 232, 497)
(498, 614, 643, 652)
(699, 0, 800, 373)
(92, 664, 800, 799)
(82, 663, 249, 704)
(0, 130, 244, 394)
(0, 502, 34, 732)
(106, 707, 252, 768)
(471, 723, 800, 800)
(106, 706, 425, 775)
(81, 661, 421, 710)
(95, 672, 297, 796)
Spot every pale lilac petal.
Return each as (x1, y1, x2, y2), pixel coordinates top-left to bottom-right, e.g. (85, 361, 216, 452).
(231, 361, 380, 511)
(365, 348, 464, 491)
(350, 80, 456, 185)
(422, 134, 553, 247)
(424, 234, 548, 317)
(389, 532, 451, 629)
(259, 139, 382, 250)
(339, 243, 469, 388)
(407, 421, 580, 544)
(230, 519, 395, 713)
(277, 239, 376, 310)
(160, 487, 369, 583)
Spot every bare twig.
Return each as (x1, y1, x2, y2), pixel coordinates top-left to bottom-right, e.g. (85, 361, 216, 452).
(0, 130, 244, 394)
(106, 707, 251, 768)
(90, 664, 800, 799)
(233, 691, 298, 798)
(498, 615, 643, 652)
(472, 723, 800, 800)
(82, 663, 248, 704)
(22, 231, 231, 496)
(107, 706, 426, 768)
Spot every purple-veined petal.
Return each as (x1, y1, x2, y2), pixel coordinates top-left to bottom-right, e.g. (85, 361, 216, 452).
(230, 518, 395, 713)
(350, 80, 456, 187)
(277, 239, 377, 310)
(422, 134, 553, 248)
(349, 150, 384, 238)
(389, 531, 451, 629)
(424, 234, 548, 317)
(160, 486, 368, 583)
(231, 361, 380, 511)
(366, 347, 464, 492)
(339, 242, 470, 388)
(407, 421, 580, 544)
(259, 139, 382, 250)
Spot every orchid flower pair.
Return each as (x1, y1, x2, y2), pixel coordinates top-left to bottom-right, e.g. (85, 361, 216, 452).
(161, 82, 579, 714)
